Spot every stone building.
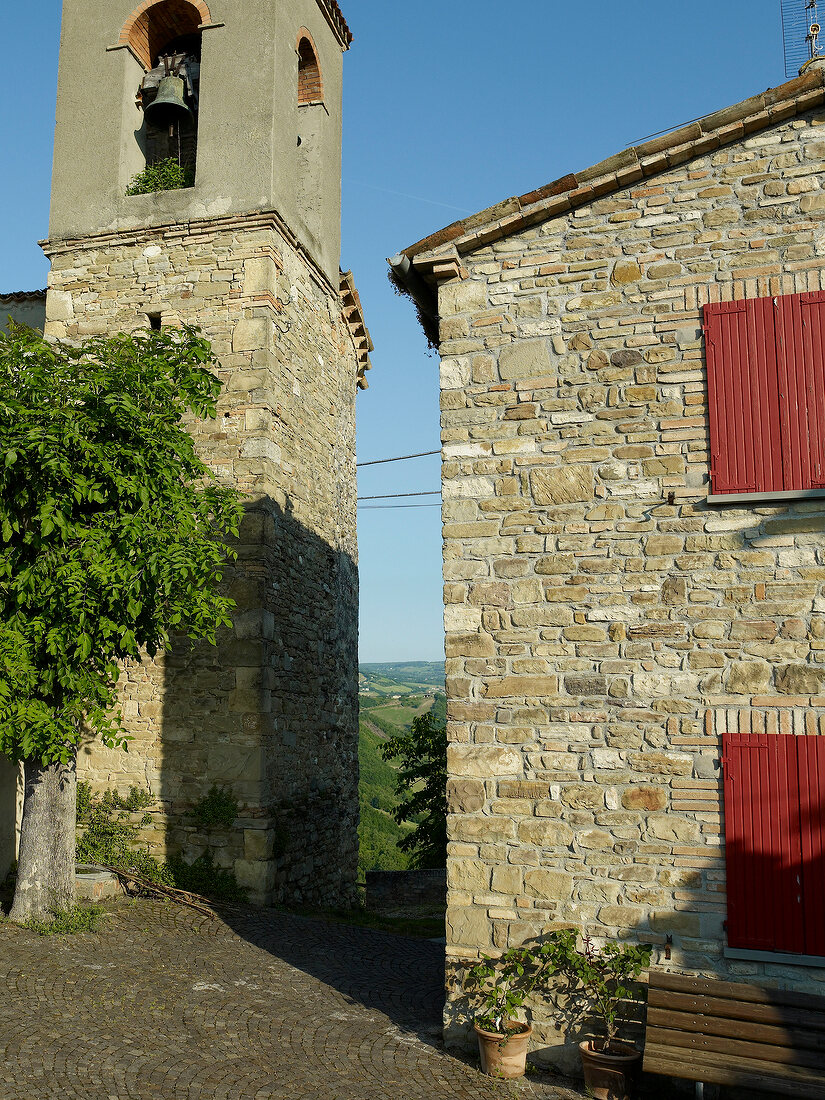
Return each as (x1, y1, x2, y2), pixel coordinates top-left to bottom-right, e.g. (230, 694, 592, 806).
(391, 66, 825, 1065)
(0, 0, 370, 907)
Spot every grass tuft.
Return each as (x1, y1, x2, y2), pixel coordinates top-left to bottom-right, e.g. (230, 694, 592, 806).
(288, 903, 445, 940)
(26, 904, 105, 936)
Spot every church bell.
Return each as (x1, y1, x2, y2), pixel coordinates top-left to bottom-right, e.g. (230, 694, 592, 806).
(144, 75, 193, 133)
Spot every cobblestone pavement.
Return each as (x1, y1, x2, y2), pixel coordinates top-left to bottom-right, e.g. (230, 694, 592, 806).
(0, 900, 586, 1100)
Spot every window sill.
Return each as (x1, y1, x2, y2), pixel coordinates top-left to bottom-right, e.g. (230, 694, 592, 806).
(125, 187, 196, 198)
(724, 947, 825, 967)
(707, 488, 825, 505)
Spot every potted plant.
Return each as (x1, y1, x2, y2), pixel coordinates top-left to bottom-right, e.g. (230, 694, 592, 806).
(552, 929, 652, 1100)
(463, 940, 556, 1079)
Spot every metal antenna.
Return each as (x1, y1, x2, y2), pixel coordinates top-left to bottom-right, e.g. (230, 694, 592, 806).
(782, 0, 824, 76)
(808, 0, 822, 59)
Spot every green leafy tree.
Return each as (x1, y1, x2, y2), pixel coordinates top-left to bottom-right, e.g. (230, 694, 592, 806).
(0, 322, 242, 922)
(380, 711, 447, 869)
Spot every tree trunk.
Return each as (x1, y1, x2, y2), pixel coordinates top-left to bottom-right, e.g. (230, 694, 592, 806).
(9, 757, 76, 923)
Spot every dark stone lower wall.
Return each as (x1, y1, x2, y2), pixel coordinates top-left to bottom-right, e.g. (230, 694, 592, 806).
(366, 869, 446, 912)
(270, 791, 359, 908)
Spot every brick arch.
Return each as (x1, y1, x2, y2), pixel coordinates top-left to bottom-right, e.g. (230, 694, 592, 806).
(119, 0, 211, 70)
(297, 29, 323, 105)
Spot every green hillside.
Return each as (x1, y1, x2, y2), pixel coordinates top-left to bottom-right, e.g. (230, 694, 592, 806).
(359, 718, 397, 814)
(358, 715, 413, 876)
(357, 663, 446, 878)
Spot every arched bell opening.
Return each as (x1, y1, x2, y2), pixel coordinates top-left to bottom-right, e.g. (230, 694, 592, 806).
(297, 33, 323, 106)
(121, 0, 210, 70)
(296, 29, 326, 234)
(126, 0, 206, 185)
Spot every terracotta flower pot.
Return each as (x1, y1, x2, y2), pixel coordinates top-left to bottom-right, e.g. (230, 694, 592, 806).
(579, 1040, 642, 1100)
(474, 1019, 532, 1079)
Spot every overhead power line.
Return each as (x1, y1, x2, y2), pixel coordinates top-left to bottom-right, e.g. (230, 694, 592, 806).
(357, 450, 440, 468)
(625, 113, 707, 148)
(359, 503, 442, 510)
(357, 491, 441, 501)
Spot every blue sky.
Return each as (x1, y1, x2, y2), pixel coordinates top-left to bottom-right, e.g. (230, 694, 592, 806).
(0, 1, 789, 661)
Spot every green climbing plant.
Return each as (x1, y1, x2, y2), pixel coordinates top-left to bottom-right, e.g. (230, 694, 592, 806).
(75, 783, 247, 902)
(191, 785, 238, 829)
(76, 782, 171, 884)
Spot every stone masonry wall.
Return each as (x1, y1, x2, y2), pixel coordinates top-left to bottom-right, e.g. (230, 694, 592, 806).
(42, 210, 360, 906)
(437, 109, 825, 1064)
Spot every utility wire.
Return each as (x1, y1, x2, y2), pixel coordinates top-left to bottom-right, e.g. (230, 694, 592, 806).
(359, 503, 442, 510)
(357, 449, 440, 468)
(625, 112, 709, 148)
(357, 491, 441, 501)
(348, 179, 474, 216)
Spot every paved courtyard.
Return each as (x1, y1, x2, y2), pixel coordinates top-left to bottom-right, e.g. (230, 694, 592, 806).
(0, 899, 585, 1100)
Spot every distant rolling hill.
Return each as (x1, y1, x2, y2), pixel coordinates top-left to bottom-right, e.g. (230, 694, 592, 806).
(359, 661, 445, 696)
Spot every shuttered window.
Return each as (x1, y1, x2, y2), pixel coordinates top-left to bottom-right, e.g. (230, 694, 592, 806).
(723, 732, 825, 956)
(704, 291, 825, 495)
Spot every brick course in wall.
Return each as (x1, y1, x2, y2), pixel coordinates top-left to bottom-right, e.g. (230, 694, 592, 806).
(397, 81, 825, 1068)
(41, 209, 361, 907)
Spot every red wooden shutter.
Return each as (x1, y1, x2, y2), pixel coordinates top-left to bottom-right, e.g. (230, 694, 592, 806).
(704, 301, 759, 494)
(704, 292, 825, 495)
(771, 733, 806, 954)
(724, 734, 784, 950)
(798, 292, 825, 489)
(723, 732, 825, 955)
(747, 296, 785, 495)
(797, 735, 825, 956)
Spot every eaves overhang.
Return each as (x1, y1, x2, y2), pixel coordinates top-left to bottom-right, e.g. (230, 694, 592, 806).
(340, 270, 373, 390)
(0, 289, 47, 304)
(317, 0, 353, 50)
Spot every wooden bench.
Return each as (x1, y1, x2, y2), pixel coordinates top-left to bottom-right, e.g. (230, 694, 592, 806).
(643, 971, 825, 1098)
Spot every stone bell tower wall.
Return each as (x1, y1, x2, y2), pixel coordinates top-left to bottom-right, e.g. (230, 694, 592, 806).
(42, 210, 360, 906)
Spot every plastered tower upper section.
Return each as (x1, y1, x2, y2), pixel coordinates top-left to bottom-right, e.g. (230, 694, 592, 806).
(49, 0, 349, 280)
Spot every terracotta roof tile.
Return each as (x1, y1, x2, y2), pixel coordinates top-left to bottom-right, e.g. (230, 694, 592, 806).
(316, 0, 353, 48)
(0, 289, 46, 303)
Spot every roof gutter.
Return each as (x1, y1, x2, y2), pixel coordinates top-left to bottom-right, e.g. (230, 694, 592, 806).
(388, 252, 440, 349)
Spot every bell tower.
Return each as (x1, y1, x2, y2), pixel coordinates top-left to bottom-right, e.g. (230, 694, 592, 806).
(49, 0, 348, 278)
(43, 0, 369, 906)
